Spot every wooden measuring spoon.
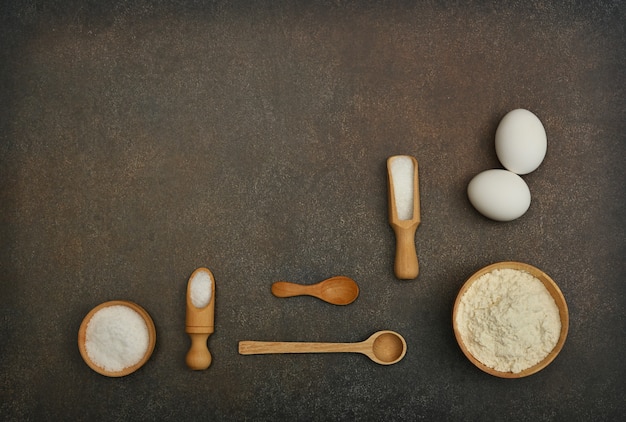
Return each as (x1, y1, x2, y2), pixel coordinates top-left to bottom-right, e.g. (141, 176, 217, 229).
(387, 155, 420, 279)
(185, 267, 215, 370)
(271, 276, 359, 305)
(238, 330, 407, 365)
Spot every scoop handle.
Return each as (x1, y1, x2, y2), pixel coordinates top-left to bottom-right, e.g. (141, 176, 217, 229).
(238, 340, 367, 355)
(393, 225, 419, 279)
(186, 333, 212, 370)
(271, 281, 310, 298)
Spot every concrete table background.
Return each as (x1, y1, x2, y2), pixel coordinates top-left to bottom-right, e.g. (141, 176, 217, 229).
(1, 1, 624, 420)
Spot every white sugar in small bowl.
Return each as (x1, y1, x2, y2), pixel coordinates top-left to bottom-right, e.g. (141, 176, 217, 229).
(78, 300, 157, 377)
(452, 262, 569, 378)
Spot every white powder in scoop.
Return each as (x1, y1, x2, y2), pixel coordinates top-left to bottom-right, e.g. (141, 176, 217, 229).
(85, 305, 149, 372)
(455, 268, 561, 373)
(390, 156, 414, 220)
(190, 271, 213, 308)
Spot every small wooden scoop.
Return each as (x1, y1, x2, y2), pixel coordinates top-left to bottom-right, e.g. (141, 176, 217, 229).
(271, 276, 359, 305)
(185, 267, 215, 370)
(239, 330, 407, 365)
(387, 155, 420, 279)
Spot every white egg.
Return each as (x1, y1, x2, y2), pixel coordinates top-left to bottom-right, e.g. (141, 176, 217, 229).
(495, 109, 547, 175)
(467, 169, 531, 221)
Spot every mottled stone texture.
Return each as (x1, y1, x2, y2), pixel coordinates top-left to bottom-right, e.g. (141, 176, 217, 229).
(1, 1, 624, 420)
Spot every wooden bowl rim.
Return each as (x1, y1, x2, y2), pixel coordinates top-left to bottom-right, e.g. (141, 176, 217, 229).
(452, 261, 569, 378)
(78, 300, 157, 377)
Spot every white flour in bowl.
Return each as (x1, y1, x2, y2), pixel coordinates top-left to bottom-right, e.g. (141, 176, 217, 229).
(455, 268, 561, 373)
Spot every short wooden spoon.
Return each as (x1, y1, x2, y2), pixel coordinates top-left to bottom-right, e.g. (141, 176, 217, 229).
(239, 330, 407, 365)
(271, 276, 360, 305)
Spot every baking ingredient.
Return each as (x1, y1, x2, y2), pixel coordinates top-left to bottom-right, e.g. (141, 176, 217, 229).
(85, 305, 149, 372)
(495, 109, 547, 175)
(190, 270, 213, 308)
(467, 169, 531, 221)
(389, 156, 414, 220)
(455, 268, 561, 373)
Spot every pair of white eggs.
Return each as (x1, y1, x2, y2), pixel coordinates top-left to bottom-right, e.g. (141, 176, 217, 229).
(467, 109, 547, 221)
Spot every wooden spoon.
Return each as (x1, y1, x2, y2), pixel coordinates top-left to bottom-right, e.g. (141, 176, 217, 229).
(239, 330, 407, 365)
(271, 276, 360, 305)
(387, 155, 421, 279)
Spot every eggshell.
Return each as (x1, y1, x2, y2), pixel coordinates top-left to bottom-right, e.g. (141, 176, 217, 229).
(495, 109, 547, 175)
(467, 169, 531, 221)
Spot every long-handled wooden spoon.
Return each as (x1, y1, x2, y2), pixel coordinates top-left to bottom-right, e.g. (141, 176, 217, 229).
(271, 276, 359, 305)
(238, 330, 407, 365)
(387, 155, 420, 279)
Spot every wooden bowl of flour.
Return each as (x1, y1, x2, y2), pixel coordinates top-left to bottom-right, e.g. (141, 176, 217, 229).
(453, 262, 569, 378)
(78, 300, 156, 377)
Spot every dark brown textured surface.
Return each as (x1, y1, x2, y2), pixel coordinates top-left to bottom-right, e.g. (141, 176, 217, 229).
(1, 1, 625, 420)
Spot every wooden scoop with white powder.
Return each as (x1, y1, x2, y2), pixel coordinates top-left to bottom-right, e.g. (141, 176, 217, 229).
(185, 267, 215, 370)
(387, 155, 420, 279)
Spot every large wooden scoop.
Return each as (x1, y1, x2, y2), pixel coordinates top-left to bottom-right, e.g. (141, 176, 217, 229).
(387, 155, 420, 279)
(185, 267, 215, 370)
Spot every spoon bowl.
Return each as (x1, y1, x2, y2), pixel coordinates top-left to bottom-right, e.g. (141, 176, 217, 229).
(271, 276, 360, 305)
(238, 330, 407, 366)
(368, 330, 407, 365)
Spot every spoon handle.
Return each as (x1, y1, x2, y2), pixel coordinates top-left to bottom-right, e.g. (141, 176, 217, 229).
(239, 340, 367, 355)
(271, 281, 310, 298)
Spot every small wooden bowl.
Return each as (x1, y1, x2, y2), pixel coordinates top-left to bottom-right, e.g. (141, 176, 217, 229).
(78, 300, 157, 377)
(453, 262, 569, 378)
